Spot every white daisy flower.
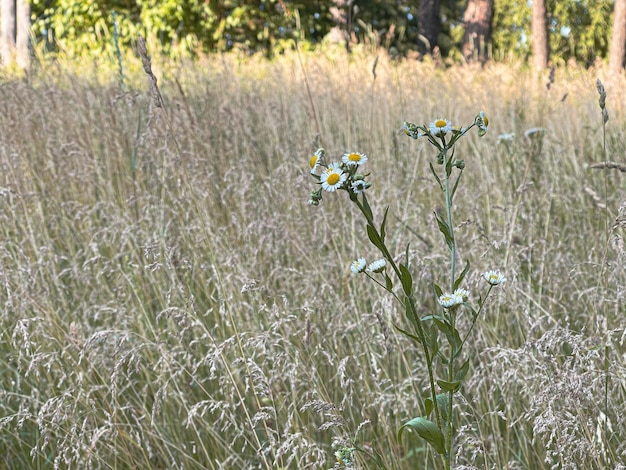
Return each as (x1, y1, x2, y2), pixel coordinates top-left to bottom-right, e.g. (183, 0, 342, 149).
(453, 288, 470, 302)
(477, 111, 489, 133)
(497, 133, 515, 143)
(429, 118, 453, 137)
(483, 270, 507, 286)
(309, 148, 324, 174)
(342, 151, 368, 166)
(438, 293, 463, 308)
(320, 162, 347, 192)
(366, 258, 386, 273)
(351, 179, 371, 194)
(403, 121, 423, 139)
(524, 127, 546, 138)
(350, 258, 367, 274)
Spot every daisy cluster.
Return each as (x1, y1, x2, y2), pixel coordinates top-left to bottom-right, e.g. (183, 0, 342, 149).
(403, 113, 489, 147)
(438, 289, 468, 309)
(350, 257, 386, 275)
(436, 271, 506, 309)
(307, 148, 371, 206)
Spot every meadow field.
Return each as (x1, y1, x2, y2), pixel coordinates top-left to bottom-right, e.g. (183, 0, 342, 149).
(0, 48, 625, 469)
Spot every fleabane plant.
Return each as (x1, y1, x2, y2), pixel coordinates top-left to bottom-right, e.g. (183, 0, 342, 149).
(308, 112, 506, 469)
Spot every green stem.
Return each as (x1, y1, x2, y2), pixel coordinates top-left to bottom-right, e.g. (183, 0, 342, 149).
(407, 295, 443, 430)
(459, 285, 494, 349)
(443, 146, 456, 470)
(443, 148, 456, 291)
(354, 196, 443, 430)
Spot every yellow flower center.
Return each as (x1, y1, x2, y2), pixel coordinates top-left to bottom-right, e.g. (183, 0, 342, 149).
(435, 119, 447, 128)
(483, 116, 489, 126)
(348, 153, 361, 162)
(327, 173, 340, 185)
(309, 155, 318, 169)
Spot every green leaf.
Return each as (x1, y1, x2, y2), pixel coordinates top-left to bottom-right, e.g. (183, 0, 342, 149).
(398, 417, 446, 455)
(425, 393, 449, 420)
(399, 263, 413, 295)
(450, 170, 463, 200)
(384, 273, 393, 291)
(433, 283, 443, 298)
(467, 304, 478, 321)
(455, 358, 470, 382)
(433, 316, 451, 335)
(421, 314, 447, 323)
(561, 341, 574, 356)
(380, 206, 389, 243)
(367, 224, 383, 252)
(445, 153, 454, 177)
(446, 327, 463, 358)
(453, 260, 470, 290)
(404, 299, 421, 332)
(428, 162, 443, 191)
(437, 379, 462, 393)
(362, 193, 373, 221)
(434, 212, 454, 251)
(392, 322, 422, 344)
(427, 328, 439, 365)
(404, 242, 410, 269)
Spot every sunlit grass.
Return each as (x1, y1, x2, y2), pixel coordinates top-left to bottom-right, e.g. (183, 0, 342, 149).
(0, 47, 624, 469)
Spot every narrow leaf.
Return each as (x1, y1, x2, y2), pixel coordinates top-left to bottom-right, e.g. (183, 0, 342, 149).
(404, 242, 410, 270)
(399, 263, 413, 295)
(445, 153, 453, 177)
(446, 327, 463, 358)
(425, 393, 449, 420)
(433, 317, 451, 335)
(384, 273, 393, 291)
(428, 329, 439, 365)
(451, 170, 463, 200)
(362, 193, 373, 221)
(453, 260, 470, 290)
(437, 379, 462, 393)
(455, 358, 470, 382)
(433, 283, 443, 298)
(398, 417, 446, 455)
(434, 212, 454, 250)
(467, 304, 478, 321)
(421, 314, 447, 323)
(429, 162, 443, 191)
(392, 322, 422, 344)
(380, 206, 389, 243)
(367, 224, 384, 252)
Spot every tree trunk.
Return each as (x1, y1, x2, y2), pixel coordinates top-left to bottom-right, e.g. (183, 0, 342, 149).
(0, 0, 16, 65)
(462, 0, 494, 63)
(532, 0, 549, 69)
(609, 0, 626, 76)
(417, 0, 441, 57)
(16, 0, 29, 69)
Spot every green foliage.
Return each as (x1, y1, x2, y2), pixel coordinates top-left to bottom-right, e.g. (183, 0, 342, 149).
(398, 417, 446, 455)
(491, 0, 613, 64)
(491, 0, 530, 61)
(549, 0, 612, 65)
(31, 0, 143, 57)
(27, 0, 620, 64)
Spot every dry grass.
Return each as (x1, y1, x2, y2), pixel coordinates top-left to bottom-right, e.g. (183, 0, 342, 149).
(0, 47, 625, 469)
